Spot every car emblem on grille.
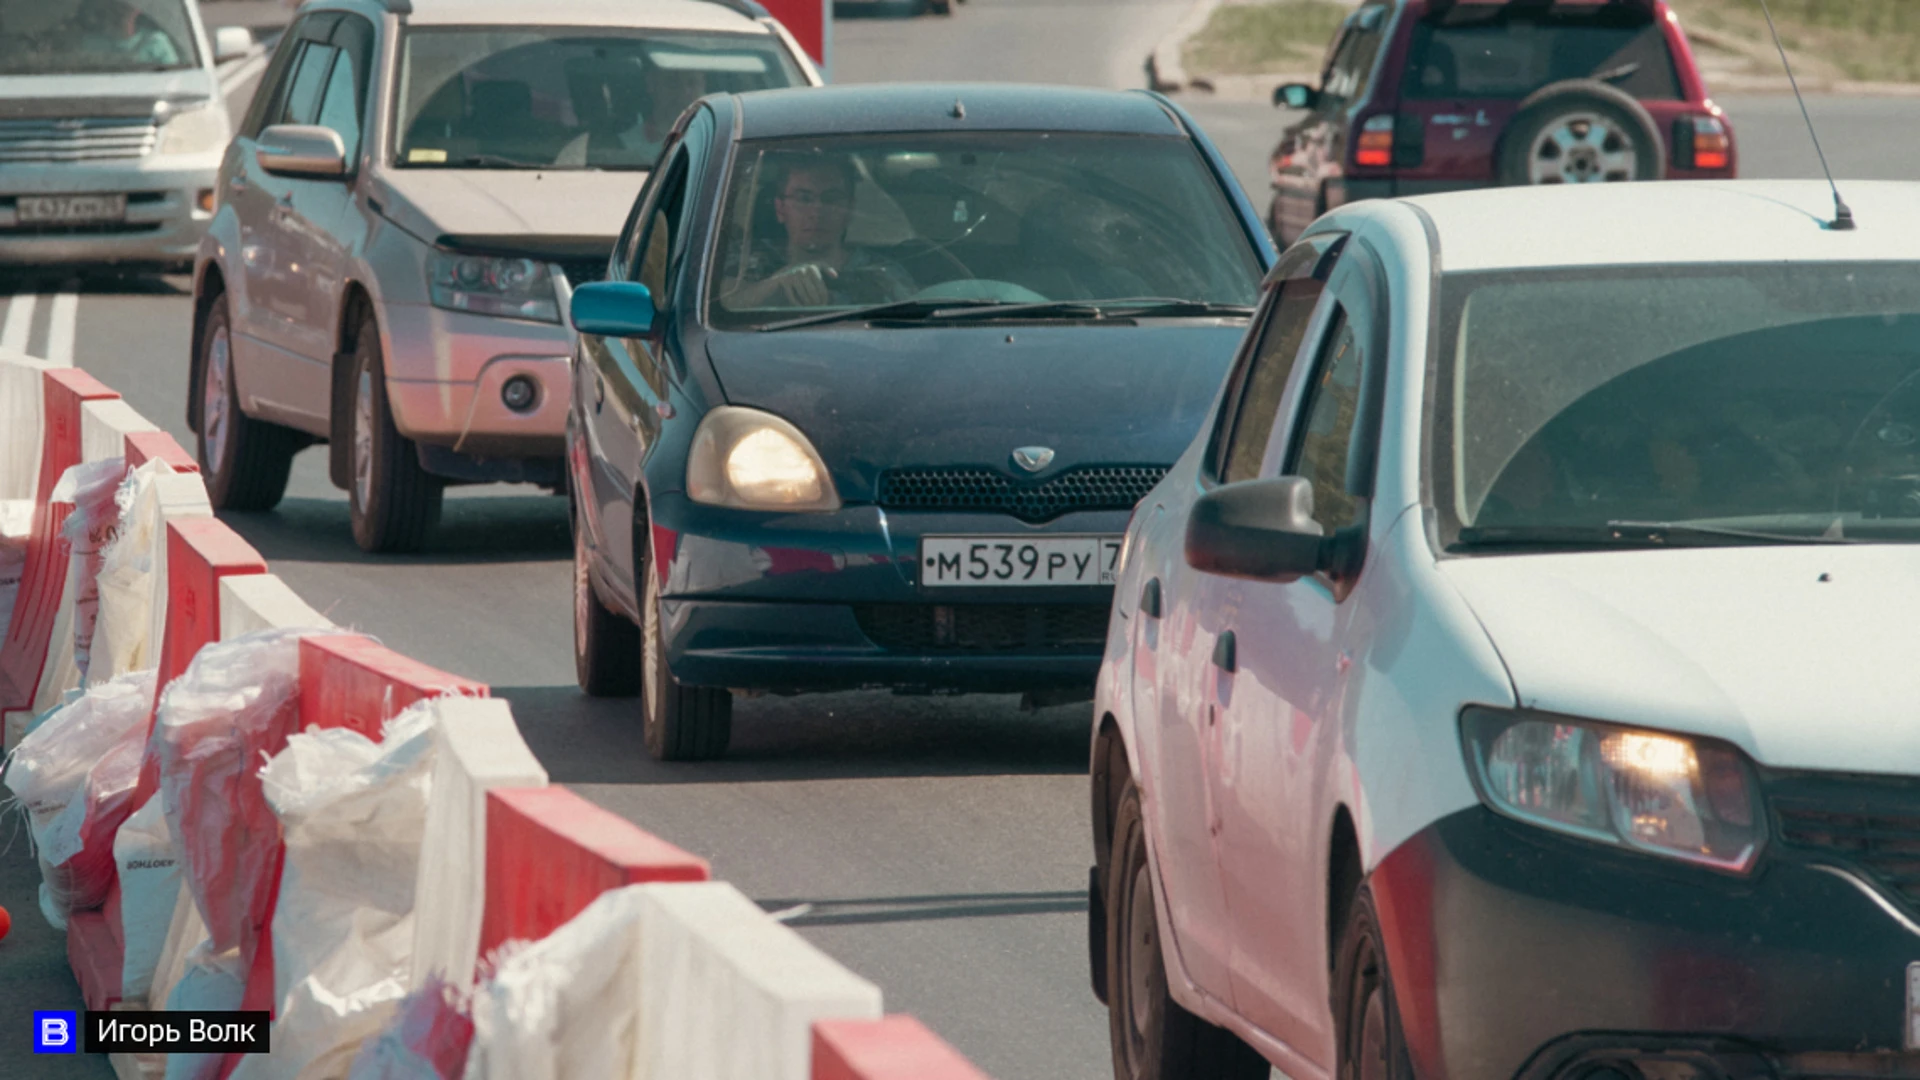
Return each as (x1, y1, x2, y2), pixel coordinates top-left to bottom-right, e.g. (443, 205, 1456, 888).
(1011, 446, 1055, 473)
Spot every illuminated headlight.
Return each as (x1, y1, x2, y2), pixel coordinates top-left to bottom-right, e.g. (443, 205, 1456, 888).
(1461, 707, 1762, 873)
(686, 406, 840, 512)
(155, 99, 231, 156)
(426, 250, 559, 323)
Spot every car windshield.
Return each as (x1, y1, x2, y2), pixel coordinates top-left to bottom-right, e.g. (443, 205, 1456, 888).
(1435, 263, 1920, 549)
(0, 0, 197, 74)
(1403, 2, 1680, 101)
(707, 133, 1264, 330)
(394, 28, 804, 171)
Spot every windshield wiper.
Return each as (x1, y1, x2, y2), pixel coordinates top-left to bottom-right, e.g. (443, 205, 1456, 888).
(447, 154, 550, 170)
(756, 298, 1003, 332)
(925, 297, 1255, 323)
(1456, 521, 1857, 550)
(1591, 61, 1641, 83)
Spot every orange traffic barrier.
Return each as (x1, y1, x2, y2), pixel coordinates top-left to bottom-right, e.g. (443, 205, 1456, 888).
(813, 1016, 997, 1080)
(477, 786, 709, 965)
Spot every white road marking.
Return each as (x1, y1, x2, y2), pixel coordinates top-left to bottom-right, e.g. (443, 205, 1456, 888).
(0, 289, 38, 355)
(44, 285, 79, 366)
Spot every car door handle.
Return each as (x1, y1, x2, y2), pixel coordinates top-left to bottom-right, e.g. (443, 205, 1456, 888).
(228, 175, 247, 193)
(1212, 631, 1236, 674)
(1139, 578, 1162, 619)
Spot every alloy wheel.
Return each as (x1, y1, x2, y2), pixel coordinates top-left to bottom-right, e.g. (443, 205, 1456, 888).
(202, 324, 232, 478)
(353, 367, 375, 511)
(1528, 112, 1637, 183)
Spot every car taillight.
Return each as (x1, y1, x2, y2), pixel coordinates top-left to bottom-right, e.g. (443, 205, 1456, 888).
(1355, 114, 1394, 168)
(1675, 115, 1732, 171)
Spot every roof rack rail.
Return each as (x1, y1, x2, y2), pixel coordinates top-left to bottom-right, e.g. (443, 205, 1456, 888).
(700, 0, 772, 18)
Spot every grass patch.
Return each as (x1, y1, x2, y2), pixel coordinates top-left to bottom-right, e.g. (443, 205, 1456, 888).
(1183, 0, 1351, 77)
(1671, 0, 1920, 83)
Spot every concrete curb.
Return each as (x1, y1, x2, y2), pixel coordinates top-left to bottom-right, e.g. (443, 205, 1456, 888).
(1145, 0, 1223, 93)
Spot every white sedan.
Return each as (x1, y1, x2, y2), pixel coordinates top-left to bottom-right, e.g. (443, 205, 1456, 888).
(1090, 180, 1920, 1080)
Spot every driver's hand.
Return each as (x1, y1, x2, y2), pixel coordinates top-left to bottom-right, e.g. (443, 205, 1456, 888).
(772, 263, 835, 306)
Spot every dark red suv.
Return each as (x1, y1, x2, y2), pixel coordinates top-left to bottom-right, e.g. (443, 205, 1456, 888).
(1266, 0, 1735, 244)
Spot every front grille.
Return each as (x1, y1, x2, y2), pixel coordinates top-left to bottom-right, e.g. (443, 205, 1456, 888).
(1772, 777, 1920, 913)
(876, 465, 1165, 522)
(556, 258, 610, 287)
(0, 117, 158, 163)
(855, 604, 1109, 654)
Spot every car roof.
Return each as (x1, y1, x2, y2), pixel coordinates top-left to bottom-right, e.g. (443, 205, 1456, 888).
(385, 0, 767, 32)
(732, 84, 1186, 140)
(1397, 181, 1920, 273)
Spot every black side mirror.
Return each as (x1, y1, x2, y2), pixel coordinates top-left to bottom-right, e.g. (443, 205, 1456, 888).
(1185, 477, 1326, 582)
(1274, 83, 1318, 110)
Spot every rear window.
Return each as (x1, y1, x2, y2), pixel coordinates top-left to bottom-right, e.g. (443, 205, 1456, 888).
(1403, 3, 1682, 101)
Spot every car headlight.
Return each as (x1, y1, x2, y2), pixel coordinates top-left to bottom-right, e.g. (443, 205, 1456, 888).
(686, 407, 840, 512)
(155, 99, 230, 156)
(1460, 707, 1763, 873)
(426, 250, 559, 323)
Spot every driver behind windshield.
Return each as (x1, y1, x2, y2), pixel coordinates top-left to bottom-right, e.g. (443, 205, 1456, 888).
(67, 0, 179, 66)
(718, 156, 915, 310)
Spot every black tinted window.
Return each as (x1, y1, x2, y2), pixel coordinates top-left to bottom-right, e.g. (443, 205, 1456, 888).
(280, 43, 336, 126)
(1221, 280, 1324, 483)
(1404, 5, 1680, 101)
(1289, 312, 1367, 533)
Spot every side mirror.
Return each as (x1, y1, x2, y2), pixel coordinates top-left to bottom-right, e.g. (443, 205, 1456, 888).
(256, 124, 347, 178)
(1185, 477, 1326, 582)
(1274, 83, 1318, 110)
(571, 281, 656, 338)
(212, 26, 253, 64)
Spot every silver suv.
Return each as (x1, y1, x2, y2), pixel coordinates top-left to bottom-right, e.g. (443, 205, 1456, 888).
(189, 0, 819, 551)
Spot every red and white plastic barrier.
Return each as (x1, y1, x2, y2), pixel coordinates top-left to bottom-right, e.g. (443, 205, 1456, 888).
(1, 352, 1001, 1079)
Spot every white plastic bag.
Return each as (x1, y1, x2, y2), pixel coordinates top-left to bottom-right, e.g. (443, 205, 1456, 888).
(94, 459, 174, 681)
(3, 668, 156, 920)
(463, 887, 648, 1080)
(347, 978, 475, 1080)
(55, 457, 125, 684)
(116, 795, 184, 1004)
(154, 627, 310, 957)
(162, 943, 247, 1080)
(231, 701, 438, 1080)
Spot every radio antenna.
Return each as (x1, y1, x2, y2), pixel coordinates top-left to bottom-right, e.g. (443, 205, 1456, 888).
(1757, 0, 1853, 229)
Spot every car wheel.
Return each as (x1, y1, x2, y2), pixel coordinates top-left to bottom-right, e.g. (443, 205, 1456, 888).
(574, 502, 641, 697)
(1334, 889, 1416, 1080)
(1497, 79, 1666, 186)
(1106, 779, 1268, 1080)
(195, 293, 299, 511)
(640, 549, 731, 761)
(346, 314, 443, 553)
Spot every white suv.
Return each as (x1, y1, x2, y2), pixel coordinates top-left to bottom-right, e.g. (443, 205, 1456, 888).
(1093, 181, 1920, 1080)
(189, 0, 818, 551)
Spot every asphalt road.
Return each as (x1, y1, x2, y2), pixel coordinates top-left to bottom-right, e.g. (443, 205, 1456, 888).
(3, 2, 1918, 1077)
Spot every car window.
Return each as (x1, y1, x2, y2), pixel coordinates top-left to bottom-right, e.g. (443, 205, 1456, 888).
(279, 42, 337, 128)
(1403, 3, 1681, 101)
(1435, 263, 1920, 547)
(0, 0, 198, 75)
(1219, 279, 1327, 484)
(393, 28, 803, 171)
(1321, 4, 1389, 110)
(314, 47, 363, 162)
(632, 149, 690, 314)
(1287, 311, 1368, 533)
(706, 132, 1264, 331)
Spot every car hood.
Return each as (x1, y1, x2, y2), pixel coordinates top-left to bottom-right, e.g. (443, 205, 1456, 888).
(372, 169, 647, 250)
(702, 323, 1245, 499)
(0, 69, 217, 107)
(1440, 545, 1920, 774)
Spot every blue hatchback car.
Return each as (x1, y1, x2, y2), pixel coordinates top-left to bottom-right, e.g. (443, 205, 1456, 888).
(568, 83, 1274, 759)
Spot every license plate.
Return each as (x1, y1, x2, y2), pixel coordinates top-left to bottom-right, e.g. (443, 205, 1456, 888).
(920, 536, 1122, 587)
(1908, 962, 1920, 1049)
(17, 194, 127, 225)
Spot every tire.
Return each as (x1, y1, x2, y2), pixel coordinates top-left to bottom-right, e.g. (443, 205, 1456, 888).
(345, 314, 443, 553)
(574, 500, 641, 697)
(195, 294, 300, 511)
(1106, 779, 1268, 1080)
(1333, 889, 1417, 1080)
(1497, 79, 1665, 186)
(640, 550, 731, 760)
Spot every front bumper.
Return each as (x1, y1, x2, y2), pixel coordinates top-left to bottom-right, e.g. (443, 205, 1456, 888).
(380, 300, 571, 456)
(651, 493, 1122, 693)
(0, 155, 220, 268)
(1371, 805, 1920, 1080)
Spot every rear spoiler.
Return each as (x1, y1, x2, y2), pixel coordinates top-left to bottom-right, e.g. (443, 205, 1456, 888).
(1425, 0, 1655, 15)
